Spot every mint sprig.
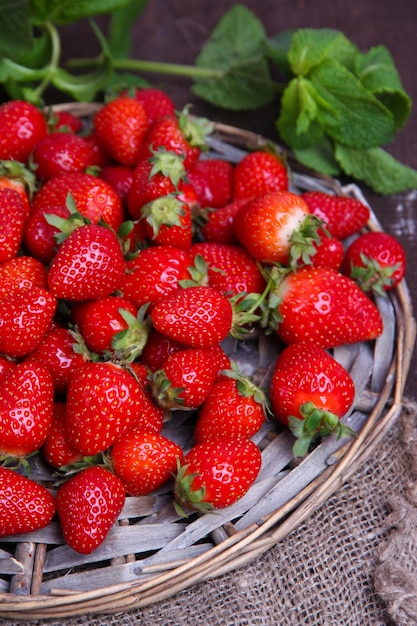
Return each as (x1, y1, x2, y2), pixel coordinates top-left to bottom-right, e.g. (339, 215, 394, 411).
(0, 1, 415, 194)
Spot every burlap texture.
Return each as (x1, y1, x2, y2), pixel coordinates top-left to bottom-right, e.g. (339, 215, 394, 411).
(2, 401, 417, 626)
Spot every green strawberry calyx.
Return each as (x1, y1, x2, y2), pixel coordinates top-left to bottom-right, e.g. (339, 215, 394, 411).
(173, 459, 214, 517)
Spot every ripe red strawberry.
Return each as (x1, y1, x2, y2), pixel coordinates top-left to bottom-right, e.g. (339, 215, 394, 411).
(233, 149, 288, 200)
(0, 255, 47, 298)
(110, 428, 183, 496)
(24, 321, 86, 394)
(0, 467, 56, 537)
(273, 266, 383, 348)
(301, 191, 370, 240)
(138, 107, 211, 169)
(187, 158, 234, 208)
(98, 165, 134, 207)
(47, 223, 126, 302)
(199, 198, 248, 245)
(0, 187, 26, 263)
(151, 347, 221, 409)
(0, 287, 57, 357)
(0, 362, 54, 458)
(42, 402, 83, 469)
(0, 100, 47, 163)
(194, 366, 268, 443)
(23, 204, 71, 263)
(141, 188, 195, 250)
(93, 96, 149, 166)
(270, 342, 356, 456)
(32, 132, 93, 180)
(126, 149, 188, 220)
(56, 466, 126, 554)
(305, 229, 344, 271)
(32, 172, 124, 232)
(71, 295, 140, 355)
(0, 356, 16, 384)
(121, 245, 192, 309)
(190, 242, 266, 297)
(140, 329, 187, 372)
(129, 86, 175, 124)
(342, 231, 406, 295)
(51, 109, 83, 133)
(82, 130, 113, 168)
(151, 285, 234, 348)
(234, 190, 321, 265)
(65, 362, 161, 455)
(0, 160, 35, 221)
(174, 438, 262, 512)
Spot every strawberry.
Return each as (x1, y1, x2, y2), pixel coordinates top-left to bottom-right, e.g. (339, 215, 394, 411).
(121, 245, 192, 309)
(126, 149, 188, 220)
(0, 187, 26, 263)
(0, 287, 57, 358)
(151, 347, 221, 409)
(234, 190, 322, 266)
(138, 107, 212, 169)
(174, 438, 262, 513)
(93, 96, 149, 166)
(0, 356, 16, 384)
(129, 86, 175, 124)
(98, 165, 134, 207)
(301, 191, 370, 240)
(0, 467, 56, 537)
(110, 428, 183, 496)
(82, 130, 113, 168)
(233, 149, 288, 200)
(140, 188, 196, 250)
(47, 223, 126, 302)
(194, 365, 268, 443)
(306, 229, 344, 271)
(65, 361, 161, 455)
(140, 329, 187, 372)
(31, 132, 94, 180)
(51, 110, 83, 133)
(41, 402, 84, 469)
(32, 172, 124, 232)
(342, 231, 406, 295)
(56, 465, 126, 554)
(0, 160, 35, 221)
(270, 342, 356, 456)
(0, 255, 48, 298)
(190, 242, 266, 297)
(0, 100, 47, 163)
(187, 158, 234, 208)
(0, 362, 54, 459)
(24, 321, 86, 394)
(150, 285, 234, 348)
(23, 204, 71, 264)
(199, 198, 248, 245)
(271, 266, 383, 348)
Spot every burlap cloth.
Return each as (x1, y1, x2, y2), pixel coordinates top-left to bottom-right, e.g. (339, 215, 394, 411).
(2, 400, 417, 626)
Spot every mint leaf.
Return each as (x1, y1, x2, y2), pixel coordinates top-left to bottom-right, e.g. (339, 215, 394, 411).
(29, 0, 131, 26)
(277, 77, 329, 149)
(107, 0, 148, 58)
(0, 0, 33, 59)
(335, 143, 417, 194)
(310, 58, 396, 148)
(192, 4, 276, 110)
(267, 29, 294, 76)
(294, 137, 342, 177)
(288, 28, 358, 75)
(354, 45, 411, 131)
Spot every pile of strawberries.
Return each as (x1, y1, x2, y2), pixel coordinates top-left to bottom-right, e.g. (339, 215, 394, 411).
(0, 90, 406, 555)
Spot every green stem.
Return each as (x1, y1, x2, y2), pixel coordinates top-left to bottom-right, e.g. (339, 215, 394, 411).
(31, 20, 62, 100)
(67, 55, 224, 80)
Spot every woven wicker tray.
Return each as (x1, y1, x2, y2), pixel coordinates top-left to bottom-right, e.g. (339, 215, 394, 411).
(0, 103, 415, 620)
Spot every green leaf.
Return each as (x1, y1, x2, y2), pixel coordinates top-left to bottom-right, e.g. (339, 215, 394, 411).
(0, 0, 33, 59)
(107, 0, 148, 58)
(335, 143, 417, 194)
(277, 77, 326, 150)
(354, 45, 411, 130)
(267, 29, 295, 76)
(29, 0, 132, 26)
(293, 136, 342, 177)
(192, 4, 276, 110)
(288, 28, 358, 75)
(310, 58, 396, 148)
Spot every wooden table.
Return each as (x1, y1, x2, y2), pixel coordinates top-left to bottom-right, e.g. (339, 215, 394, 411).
(59, 0, 414, 398)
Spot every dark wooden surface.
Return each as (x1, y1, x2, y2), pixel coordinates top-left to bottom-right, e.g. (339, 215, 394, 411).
(59, 0, 416, 401)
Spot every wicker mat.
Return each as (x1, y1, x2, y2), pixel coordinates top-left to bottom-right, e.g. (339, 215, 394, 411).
(2, 400, 417, 626)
